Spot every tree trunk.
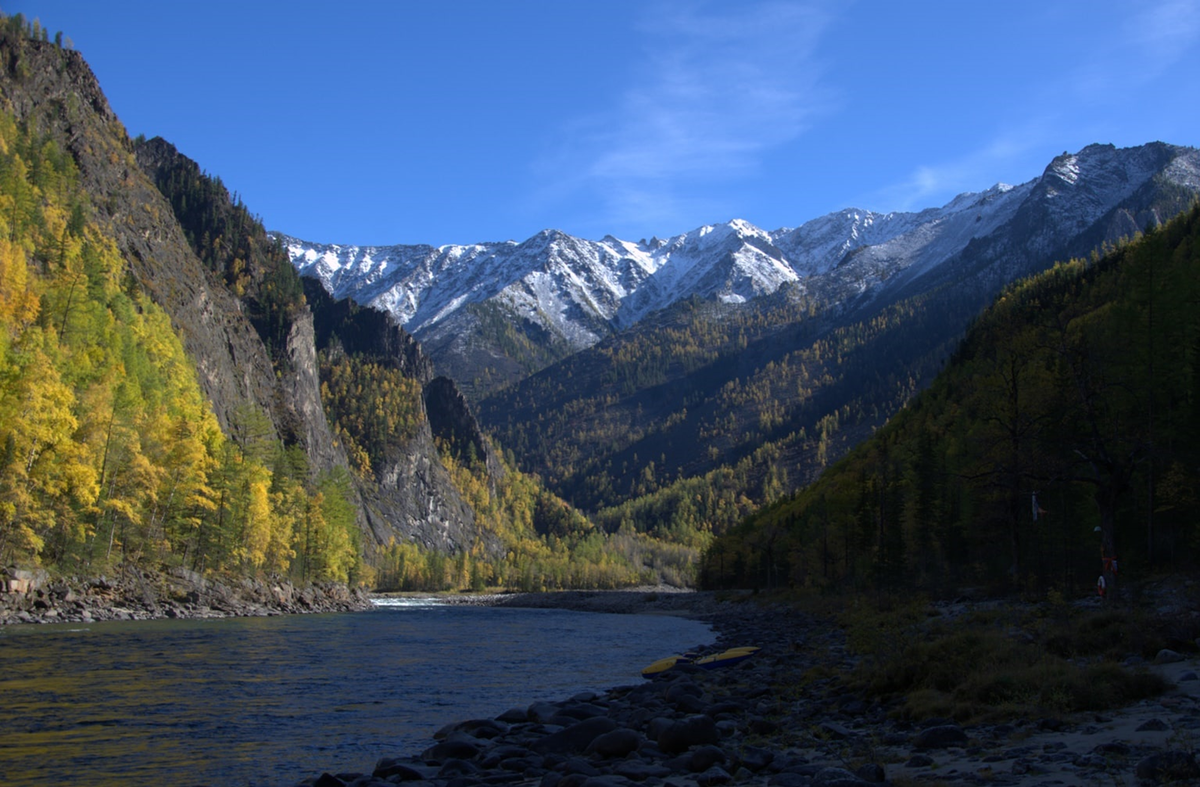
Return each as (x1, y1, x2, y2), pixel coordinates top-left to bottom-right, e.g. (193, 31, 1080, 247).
(1098, 487, 1120, 603)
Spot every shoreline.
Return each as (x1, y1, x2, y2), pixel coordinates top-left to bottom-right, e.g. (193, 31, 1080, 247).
(0, 565, 371, 625)
(300, 590, 1200, 787)
(8, 576, 1200, 786)
(413, 586, 736, 618)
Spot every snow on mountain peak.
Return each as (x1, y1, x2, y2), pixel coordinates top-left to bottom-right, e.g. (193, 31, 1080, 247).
(276, 142, 1200, 383)
(1051, 154, 1081, 185)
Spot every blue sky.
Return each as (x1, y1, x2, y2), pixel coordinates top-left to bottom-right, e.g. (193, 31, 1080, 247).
(12, 1, 1200, 247)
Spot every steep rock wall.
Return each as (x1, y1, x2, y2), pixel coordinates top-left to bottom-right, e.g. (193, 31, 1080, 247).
(0, 36, 498, 558)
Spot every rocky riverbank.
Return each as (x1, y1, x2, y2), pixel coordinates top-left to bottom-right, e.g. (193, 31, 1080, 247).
(297, 589, 1200, 787)
(0, 565, 371, 625)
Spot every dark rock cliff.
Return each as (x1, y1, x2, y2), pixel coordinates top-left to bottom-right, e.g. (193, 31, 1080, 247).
(131, 136, 347, 476)
(303, 279, 433, 382)
(303, 281, 503, 557)
(425, 375, 503, 481)
(0, 41, 282, 442)
(0, 34, 499, 559)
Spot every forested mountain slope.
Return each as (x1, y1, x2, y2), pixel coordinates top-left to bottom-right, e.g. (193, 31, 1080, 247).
(0, 75, 364, 579)
(131, 135, 488, 558)
(478, 145, 1200, 546)
(0, 20, 497, 563)
(0, 15, 682, 590)
(701, 203, 1200, 597)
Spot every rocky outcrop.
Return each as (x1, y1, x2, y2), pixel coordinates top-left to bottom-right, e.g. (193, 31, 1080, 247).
(303, 278, 503, 556)
(281, 310, 347, 475)
(360, 426, 501, 557)
(132, 135, 349, 475)
(304, 278, 434, 384)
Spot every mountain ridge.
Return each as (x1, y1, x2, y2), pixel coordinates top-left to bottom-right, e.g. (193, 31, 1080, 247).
(278, 142, 1200, 400)
(473, 142, 1200, 529)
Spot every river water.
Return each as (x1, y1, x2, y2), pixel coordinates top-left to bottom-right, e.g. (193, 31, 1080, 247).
(0, 599, 713, 787)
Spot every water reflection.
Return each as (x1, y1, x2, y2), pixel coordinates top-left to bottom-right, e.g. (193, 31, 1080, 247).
(0, 605, 711, 786)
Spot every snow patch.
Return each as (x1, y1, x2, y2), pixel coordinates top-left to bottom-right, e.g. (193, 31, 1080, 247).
(272, 143, 1199, 362)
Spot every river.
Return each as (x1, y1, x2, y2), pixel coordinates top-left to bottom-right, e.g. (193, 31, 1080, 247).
(0, 599, 713, 786)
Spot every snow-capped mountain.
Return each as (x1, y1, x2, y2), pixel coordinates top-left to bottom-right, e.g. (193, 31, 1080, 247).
(278, 220, 801, 350)
(277, 142, 1200, 396)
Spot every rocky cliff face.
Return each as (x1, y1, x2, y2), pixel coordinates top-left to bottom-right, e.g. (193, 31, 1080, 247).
(0, 40, 282, 442)
(280, 310, 346, 475)
(425, 375, 503, 481)
(302, 279, 502, 555)
(131, 136, 349, 477)
(0, 35, 496, 559)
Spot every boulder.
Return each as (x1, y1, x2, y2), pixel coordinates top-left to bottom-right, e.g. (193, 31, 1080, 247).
(665, 681, 703, 701)
(658, 715, 720, 754)
(531, 717, 618, 754)
(437, 758, 482, 777)
(580, 777, 638, 787)
(704, 700, 745, 717)
(562, 757, 600, 777)
(812, 766, 871, 786)
(819, 721, 854, 739)
(680, 744, 727, 773)
(855, 763, 886, 783)
(373, 758, 427, 781)
(554, 703, 608, 721)
(497, 707, 529, 723)
(1093, 741, 1133, 757)
(528, 702, 563, 723)
(586, 728, 642, 758)
(1135, 751, 1200, 783)
(912, 724, 968, 749)
(695, 765, 733, 786)
(614, 760, 672, 781)
(768, 775, 810, 787)
(421, 738, 482, 762)
(738, 745, 776, 772)
(479, 745, 537, 768)
(439, 718, 508, 739)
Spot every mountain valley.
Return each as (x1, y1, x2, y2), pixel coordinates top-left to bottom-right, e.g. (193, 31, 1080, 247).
(2, 10, 1200, 596)
(285, 143, 1200, 547)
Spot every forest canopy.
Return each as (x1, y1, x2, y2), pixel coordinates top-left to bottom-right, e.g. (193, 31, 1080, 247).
(701, 203, 1200, 599)
(0, 113, 363, 583)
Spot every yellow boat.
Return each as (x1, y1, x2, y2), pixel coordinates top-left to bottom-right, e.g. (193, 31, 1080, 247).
(694, 646, 760, 670)
(640, 652, 696, 678)
(641, 646, 759, 678)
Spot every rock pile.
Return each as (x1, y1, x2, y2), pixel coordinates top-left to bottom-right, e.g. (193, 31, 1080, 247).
(0, 565, 370, 625)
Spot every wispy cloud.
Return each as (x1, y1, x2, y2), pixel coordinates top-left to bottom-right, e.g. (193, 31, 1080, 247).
(532, 1, 836, 237)
(1130, 0, 1200, 72)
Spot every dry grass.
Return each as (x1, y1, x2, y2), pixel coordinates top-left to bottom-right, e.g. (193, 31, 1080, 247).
(838, 598, 1173, 723)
